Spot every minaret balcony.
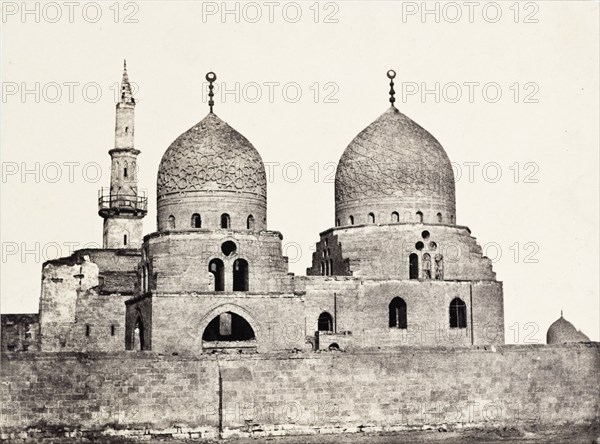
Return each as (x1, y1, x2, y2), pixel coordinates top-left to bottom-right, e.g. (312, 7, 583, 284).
(98, 188, 147, 217)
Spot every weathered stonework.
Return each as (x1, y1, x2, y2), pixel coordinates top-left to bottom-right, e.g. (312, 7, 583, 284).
(1, 68, 596, 441)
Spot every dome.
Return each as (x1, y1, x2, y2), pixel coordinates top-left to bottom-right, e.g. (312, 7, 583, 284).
(334, 106, 456, 226)
(157, 113, 266, 199)
(546, 315, 590, 344)
(156, 113, 267, 231)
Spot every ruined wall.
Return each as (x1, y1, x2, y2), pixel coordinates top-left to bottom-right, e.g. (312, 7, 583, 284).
(0, 314, 39, 352)
(39, 250, 139, 352)
(1, 344, 598, 440)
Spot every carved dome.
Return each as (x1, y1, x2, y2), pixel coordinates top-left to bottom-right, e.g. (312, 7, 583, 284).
(157, 113, 266, 199)
(546, 315, 590, 344)
(334, 106, 456, 226)
(156, 113, 267, 231)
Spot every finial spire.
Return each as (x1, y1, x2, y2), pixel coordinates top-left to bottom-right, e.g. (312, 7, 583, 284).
(206, 72, 217, 113)
(561, 310, 563, 317)
(120, 60, 134, 105)
(387, 69, 396, 107)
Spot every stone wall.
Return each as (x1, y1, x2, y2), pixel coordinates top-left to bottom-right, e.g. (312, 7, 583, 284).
(1, 344, 598, 440)
(39, 249, 139, 352)
(308, 224, 495, 281)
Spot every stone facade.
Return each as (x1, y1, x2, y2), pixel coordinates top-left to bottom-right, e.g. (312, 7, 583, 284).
(1, 67, 596, 440)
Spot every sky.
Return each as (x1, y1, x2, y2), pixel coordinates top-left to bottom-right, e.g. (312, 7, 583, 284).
(1, 1, 599, 343)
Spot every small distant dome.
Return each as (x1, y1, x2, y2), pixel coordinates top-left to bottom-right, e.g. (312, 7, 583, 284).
(156, 113, 267, 231)
(546, 315, 590, 344)
(335, 107, 455, 226)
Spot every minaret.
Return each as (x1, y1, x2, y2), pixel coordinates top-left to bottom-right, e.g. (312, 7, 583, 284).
(98, 61, 147, 249)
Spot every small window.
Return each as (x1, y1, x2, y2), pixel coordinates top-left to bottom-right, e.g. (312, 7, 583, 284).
(123, 234, 128, 246)
(247, 215, 255, 230)
(368, 213, 375, 224)
(391, 212, 399, 223)
(85, 325, 91, 337)
(125, 126, 129, 133)
(416, 211, 423, 223)
(437, 212, 443, 223)
(450, 215, 455, 224)
(192, 213, 202, 228)
(389, 297, 407, 329)
(111, 325, 116, 336)
(320, 262, 325, 275)
(336, 219, 340, 227)
(221, 213, 230, 229)
(450, 298, 467, 328)
(168, 215, 176, 229)
(124, 167, 128, 178)
(349, 215, 354, 225)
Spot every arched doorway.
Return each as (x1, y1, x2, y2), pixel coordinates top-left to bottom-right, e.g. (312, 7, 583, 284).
(209, 259, 224, 291)
(233, 259, 249, 291)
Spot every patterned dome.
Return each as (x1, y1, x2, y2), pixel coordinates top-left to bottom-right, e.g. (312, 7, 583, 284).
(157, 113, 266, 199)
(335, 106, 456, 226)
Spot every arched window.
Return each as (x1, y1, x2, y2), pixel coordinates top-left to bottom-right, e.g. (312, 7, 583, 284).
(123, 161, 128, 178)
(437, 212, 443, 223)
(324, 260, 330, 276)
(191, 213, 202, 228)
(221, 213, 230, 229)
(368, 213, 375, 224)
(449, 298, 467, 329)
(246, 215, 255, 230)
(389, 297, 407, 329)
(416, 211, 423, 223)
(422, 253, 432, 279)
(320, 262, 325, 276)
(209, 259, 224, 292)
(329, 259, 333, 276)
(409, 253, 419, 280)
(349, 215, 354, 225)
(391, 212, 399, 223)
(318, 312, 333, 332)
(435, 254, 444, 280)
(168, 215, 176, 229)
(233, 258, 249, 291)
